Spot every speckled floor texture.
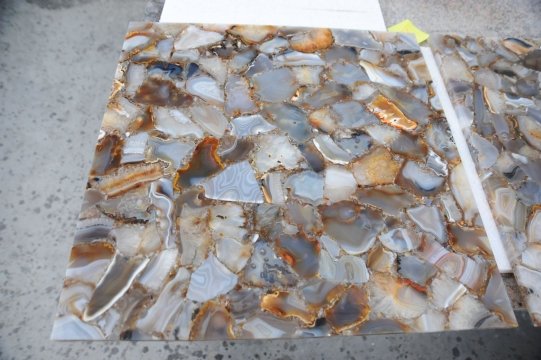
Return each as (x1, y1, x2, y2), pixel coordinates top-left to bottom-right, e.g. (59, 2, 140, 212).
(1, 0, 541, 359)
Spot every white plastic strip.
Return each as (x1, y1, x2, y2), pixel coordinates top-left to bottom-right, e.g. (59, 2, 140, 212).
(421, 46, 512, 272)
(160, 0, 386, 31)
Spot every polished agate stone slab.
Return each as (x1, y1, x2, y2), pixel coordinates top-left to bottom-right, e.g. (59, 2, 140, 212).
(431, 35, 541, 326)
(51, 23, 517, 340)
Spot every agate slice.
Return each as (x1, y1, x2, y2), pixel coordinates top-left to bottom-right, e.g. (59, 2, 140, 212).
(431, 34, 541, 326)
(52, 23, 517, 341)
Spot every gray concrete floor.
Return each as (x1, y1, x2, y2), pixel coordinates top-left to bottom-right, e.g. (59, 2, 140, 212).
(1, 0, 541, 359)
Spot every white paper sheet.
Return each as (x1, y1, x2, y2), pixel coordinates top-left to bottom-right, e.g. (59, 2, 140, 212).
(160, 0, 386, 31)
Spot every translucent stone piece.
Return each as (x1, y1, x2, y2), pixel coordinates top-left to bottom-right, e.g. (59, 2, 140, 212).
(304, 82, 351, 108)
(242, 313, 297, 339)
(367, 245, 396, 272)
(149, 178, 176, 249)
(329, 63, 368, 85)
(352, 147, 401, 186)
(325, 286, 370, 332)
(243, 241, 298, 288)
(290, 28, 334, 53)
(137, 249, 179, 293)
(230, 114, 276, 137)
(261, 291, 317, 325)
(263, 103, 312, 142)
(369, 273, 427, 319)
(319, 251, 369, 284)
(360, 61, 408, 88)
(89, 162, 165, 198)
(190, 105, 228, 137)
(186, 75, 224, 105)
(324, 166, 357, 203)
(178, 204, 211, 267)
(229, 25, 277, 44)
(367, 94, 417, 131)
(322, 202, 384, 255)
(332, 101, 378, 129)
(186, 254, 238, 302)
(285, 171, 324, 205)
(259, 37, 289, 54)
(301, 279, 345, 310)
(209, 203, 247, 239)
(149, 137, 195, 169)
(174, 25, 224, 50)
(292, 66, 323, 86)
(199, 56, 227, 84)
(449, 163, 478, 223)
(190, 302, 235, 340)
(528, 210, 541, 243)
(515, 266, 541, 324)
(174, 137, 224, 189)
(83, 255, 150, 321)
(356, 185, 416, 217)
(380, 228, 420, 253)
(136, 269, 190, 335)
(202, 161, 264, 203)
(448, 295, 505, 330)
(407, 205, 447, 242)
(253, 68, 297, 102)
(397, 255, 437, 287)
(313, 134, 353, 165)
(153, 107, 204, 138)
(308, 108, 337, 133)
(274, 51, 325, 66)
(65, 242, 115, 284)
(397, 160, 445, 197)
(216, 237, 251, 273)
(262, 172, 285, 204)
(332, 29, 382, 49)
(225, 75, 257, 116)
(318, 235, 341, 259)
(429, 274, 467, 310)
(276, 233, 320, 278)
(122, 132, 148, 163)
(253, 135, 303, 173)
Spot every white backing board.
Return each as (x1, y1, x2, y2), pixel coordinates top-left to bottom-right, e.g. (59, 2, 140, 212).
(160, 0, 386, 31)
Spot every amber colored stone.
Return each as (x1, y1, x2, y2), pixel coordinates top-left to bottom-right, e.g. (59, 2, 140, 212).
(290, 28, 334, 53)
(190, 301, 235, 340)
(367, 94, 418, 131)
(69, 242, 115, 267)
(134, 78, 193, 107)
(325, 286, 370, 332)
(261, 291, 318, 325)
(90, 134, 124, 176)
(90, 162, 165, 197)
(174, 137, 224, 191)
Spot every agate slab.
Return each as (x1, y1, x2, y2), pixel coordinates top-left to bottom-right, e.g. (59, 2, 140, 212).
(431, 35, 541, 326)
(51, 23, 518, 340)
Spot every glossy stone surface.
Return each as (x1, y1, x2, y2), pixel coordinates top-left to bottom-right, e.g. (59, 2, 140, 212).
(52, 23, 517, 340)
(432, 35, 541, 326)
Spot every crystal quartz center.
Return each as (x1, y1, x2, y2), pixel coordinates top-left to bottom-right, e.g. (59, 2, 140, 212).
(52, 23, 517, 340)
(431, 34, 541, 326)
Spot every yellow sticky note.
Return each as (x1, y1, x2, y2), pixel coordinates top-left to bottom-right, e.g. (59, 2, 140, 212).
(388, 19, 429, 44)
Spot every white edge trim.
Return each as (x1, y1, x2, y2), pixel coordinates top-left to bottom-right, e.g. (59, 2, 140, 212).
(421, 46, 512, 273)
